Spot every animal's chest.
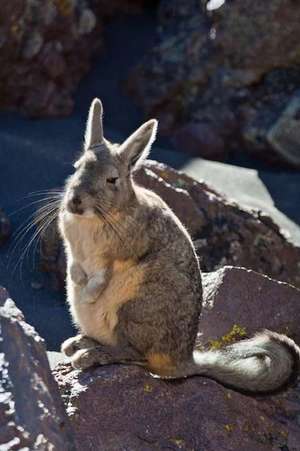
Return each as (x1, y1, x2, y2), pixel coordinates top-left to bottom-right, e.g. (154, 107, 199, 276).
(64, 217, 108, 273)
(63, 217, 145, 345)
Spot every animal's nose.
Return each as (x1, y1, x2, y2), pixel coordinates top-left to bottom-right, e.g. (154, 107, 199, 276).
(67, 192, 83, 214)
(71, 194, 82, 206)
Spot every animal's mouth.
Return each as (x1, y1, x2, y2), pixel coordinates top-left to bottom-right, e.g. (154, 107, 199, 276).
(65, 204, 96, 219)
(67, 204, 84, 215)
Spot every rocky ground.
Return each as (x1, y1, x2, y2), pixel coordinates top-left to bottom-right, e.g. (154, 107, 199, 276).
(2, 270, 300, 451)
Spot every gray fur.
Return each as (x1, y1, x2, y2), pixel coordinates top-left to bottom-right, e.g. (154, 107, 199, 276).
(59, 98, 300, 393)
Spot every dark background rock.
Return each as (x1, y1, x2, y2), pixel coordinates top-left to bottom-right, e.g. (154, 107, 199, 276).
(128, 0, 300, 167)
(0, 0, 149, 117)
(0, 287, 76, 450)
(54, 266, 300, 451)
(172, 121, 227, 161)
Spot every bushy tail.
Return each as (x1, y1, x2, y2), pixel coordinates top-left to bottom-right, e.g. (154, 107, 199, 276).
(191, 331, 300, 393)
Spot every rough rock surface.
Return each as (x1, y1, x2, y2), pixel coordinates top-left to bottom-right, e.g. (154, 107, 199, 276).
(0, 0, 147, 117)
(128, 0, 300, 167)
(54, 267, 300, 451)
(0, 208, 11, 245)
(0, 287, 76, 450)
(200, 266, 300, 347)
(39, 160, 300, 290)
(266, 95, 300, 167)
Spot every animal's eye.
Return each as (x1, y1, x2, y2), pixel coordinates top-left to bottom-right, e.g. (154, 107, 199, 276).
(106, 177, 118, 184)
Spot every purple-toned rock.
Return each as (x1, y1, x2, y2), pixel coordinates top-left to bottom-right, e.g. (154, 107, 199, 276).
(200, 266, 300, 347)
(0, 287, 76, 450)
(39, 160, 300, 290)
(172, 121, 227, 160)
(128, 0, 300, 167)
(136, 161, 300, 288)
(53, 266, 300, 451)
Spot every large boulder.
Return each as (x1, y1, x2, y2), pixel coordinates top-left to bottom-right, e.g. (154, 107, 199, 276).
(0, 287, 76, 450)
(0, 0, 147, 117)
(39, 160, 300, 290)
(128, 0, 300, 167)
(54, 266, 300, 451)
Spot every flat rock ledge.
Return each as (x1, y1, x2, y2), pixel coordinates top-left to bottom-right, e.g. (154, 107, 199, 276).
(54, 267, 300, 451)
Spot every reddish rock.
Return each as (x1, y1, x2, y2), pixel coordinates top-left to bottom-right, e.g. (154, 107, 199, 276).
(200, 266, 300, 347)
(136, 161, 300, 288)
(0, 287, 76, 450)
(39, 160, 300, 290)
(128, 0, 300, 167)
(0, 0, 148, 117)
(54, 266, 300, 451)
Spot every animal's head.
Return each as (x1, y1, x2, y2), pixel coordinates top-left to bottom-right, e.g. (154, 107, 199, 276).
(62, 98, 158, 218)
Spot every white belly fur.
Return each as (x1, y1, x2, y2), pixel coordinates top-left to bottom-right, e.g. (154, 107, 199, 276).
(61, 211, 145, 345)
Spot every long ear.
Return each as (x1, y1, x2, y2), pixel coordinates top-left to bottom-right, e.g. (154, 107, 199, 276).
(84, 98, 104, 150)
(118, 119, 158, 170)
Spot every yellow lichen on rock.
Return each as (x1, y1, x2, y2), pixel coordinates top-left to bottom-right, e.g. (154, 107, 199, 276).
(209, 324, 247, 350)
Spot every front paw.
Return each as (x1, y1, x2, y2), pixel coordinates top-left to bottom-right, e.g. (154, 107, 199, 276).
(70, 262, 87, 286)
(61, 335, 98, 357)
(82, 271, 106, 303)
(71, 349, 96, 370)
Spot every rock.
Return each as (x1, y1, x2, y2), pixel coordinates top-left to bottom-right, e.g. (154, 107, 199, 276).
(176, 157, 300, 246)
(214, 1, 300, 78)
(200, 266, 300, 347)
(39, 219, 66, 291)
(53, 267, 300, 451)
(266, 95, 300, 167)
(0, 208, 11, 245)
(241, 71, 300, 167)
(48, 351, 66, 371)
(0, 287, 76, 450)
(39, 160, 300, 290)
(0, 0, 148, 117)
(136, 161, 300, 288)
(128, 0, 300, 167)
(172, 121, 227, 160)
